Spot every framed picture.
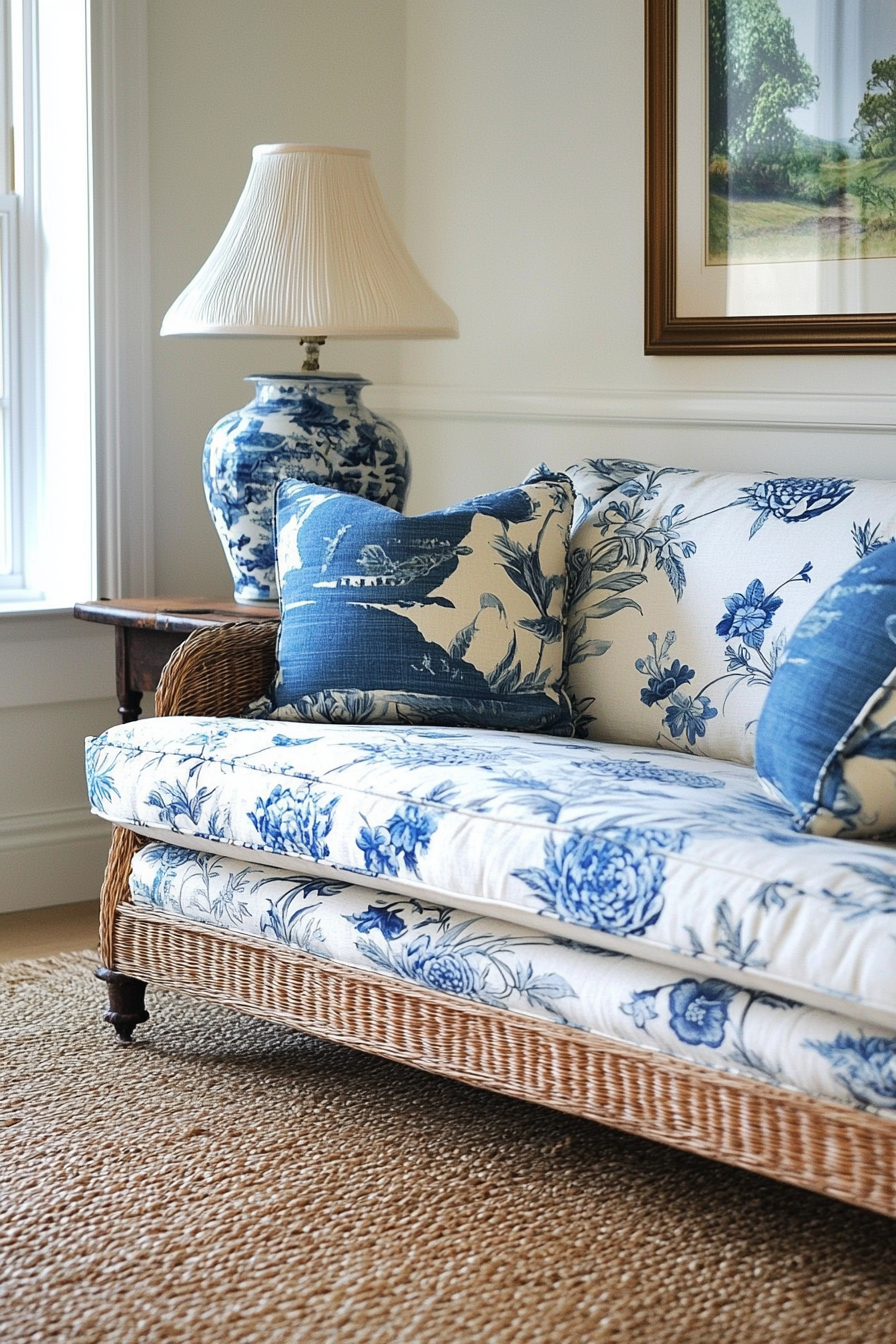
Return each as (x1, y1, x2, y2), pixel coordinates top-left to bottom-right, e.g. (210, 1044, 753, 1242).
(646, 0, 896, 353)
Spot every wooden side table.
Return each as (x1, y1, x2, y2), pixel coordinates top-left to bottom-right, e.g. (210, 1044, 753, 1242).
(74, 597, 280, 724)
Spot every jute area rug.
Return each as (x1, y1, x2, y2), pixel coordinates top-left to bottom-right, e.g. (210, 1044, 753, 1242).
(3, 953, 896, 1344)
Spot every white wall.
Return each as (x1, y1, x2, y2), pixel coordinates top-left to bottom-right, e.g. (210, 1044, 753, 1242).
(381, 0, 896, 514)
(0, 617, 116, 913)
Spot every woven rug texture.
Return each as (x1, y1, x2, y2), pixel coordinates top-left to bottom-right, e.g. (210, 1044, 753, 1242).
(2, 950, 896, 1344)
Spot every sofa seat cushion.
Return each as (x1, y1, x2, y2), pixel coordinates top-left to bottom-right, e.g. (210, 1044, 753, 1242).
(129, 841, 896, 1119)
(87, 717, 896, 1029)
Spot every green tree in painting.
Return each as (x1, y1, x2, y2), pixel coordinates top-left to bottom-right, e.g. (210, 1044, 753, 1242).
(854, 57, 896, 159)
(709, 0, 818, 162)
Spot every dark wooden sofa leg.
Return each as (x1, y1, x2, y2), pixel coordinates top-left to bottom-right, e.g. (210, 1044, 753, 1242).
(95, 967, 149, 1043)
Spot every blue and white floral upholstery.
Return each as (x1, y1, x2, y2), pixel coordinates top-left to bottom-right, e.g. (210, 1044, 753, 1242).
(757, 543, 896, 838)
(86, 717, 896, 1029)
(130, 840, 896, 1118)
(254, 471, 575, 735)
(564, 460, 896, 765)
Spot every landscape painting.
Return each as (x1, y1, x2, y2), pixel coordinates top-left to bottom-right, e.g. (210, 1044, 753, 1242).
(708, 0, 896, 264)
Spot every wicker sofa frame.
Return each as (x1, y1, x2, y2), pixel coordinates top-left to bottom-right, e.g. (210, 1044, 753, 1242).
(96, 621, 896, 1219)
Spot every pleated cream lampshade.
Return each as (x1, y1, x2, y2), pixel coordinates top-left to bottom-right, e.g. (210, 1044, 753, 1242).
(161, 143, 459, 339)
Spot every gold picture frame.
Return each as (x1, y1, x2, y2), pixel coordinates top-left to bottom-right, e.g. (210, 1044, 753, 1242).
(645, 0, 896, 354)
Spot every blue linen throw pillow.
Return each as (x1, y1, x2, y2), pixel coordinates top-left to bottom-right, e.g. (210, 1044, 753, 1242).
(260, 471, 576, 735)
(755, 542, 896, 837)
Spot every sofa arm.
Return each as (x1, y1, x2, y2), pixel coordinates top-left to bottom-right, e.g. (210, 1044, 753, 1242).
(99, 620, 278, 967)
(155, 620, 278, 718)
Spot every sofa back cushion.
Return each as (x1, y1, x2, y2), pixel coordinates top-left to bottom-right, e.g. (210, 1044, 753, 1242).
(565, 458, 896, 765)
(261, 471, 576, 735)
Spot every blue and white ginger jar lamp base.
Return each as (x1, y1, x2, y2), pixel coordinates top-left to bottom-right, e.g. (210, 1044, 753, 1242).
(203, 373, 410, 604)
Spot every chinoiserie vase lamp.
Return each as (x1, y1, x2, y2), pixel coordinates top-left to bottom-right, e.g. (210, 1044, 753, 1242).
(160, 144, 459, 603)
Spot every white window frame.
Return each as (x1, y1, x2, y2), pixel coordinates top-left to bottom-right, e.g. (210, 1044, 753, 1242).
(0, 0, 29, 597)
(90, 0, 154, 604)
(0, 190, 22, 590)
(0, 0, 152, 615)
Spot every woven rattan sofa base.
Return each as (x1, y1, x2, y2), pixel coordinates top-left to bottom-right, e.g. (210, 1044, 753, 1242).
(107, 899, 896, 1218)
(94, 623, 896, 1217)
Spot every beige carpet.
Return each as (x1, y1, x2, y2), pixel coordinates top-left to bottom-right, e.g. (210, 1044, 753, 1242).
(2, 953, 896, 1344)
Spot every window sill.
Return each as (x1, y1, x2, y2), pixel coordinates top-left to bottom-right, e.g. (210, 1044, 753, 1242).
(0, 600, 79, 619)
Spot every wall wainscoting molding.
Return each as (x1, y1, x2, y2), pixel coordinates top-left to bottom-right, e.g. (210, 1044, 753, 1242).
(0, 801, 111, 911)
(0, 806, 110, 856)
(366, 385, 896, 436)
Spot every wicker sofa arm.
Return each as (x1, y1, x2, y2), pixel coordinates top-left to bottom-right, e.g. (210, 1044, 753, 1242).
(100, 620, 278, 966)
(155, 621, 278, 718)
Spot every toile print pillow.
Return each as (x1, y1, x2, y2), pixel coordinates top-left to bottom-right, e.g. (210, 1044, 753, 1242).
(257, 469, 575, 735)
(564, 458, 896, 766)
(756, 542, 896, 839)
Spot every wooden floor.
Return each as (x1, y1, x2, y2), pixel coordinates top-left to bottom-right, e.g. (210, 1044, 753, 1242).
(0, 900, 100, 963)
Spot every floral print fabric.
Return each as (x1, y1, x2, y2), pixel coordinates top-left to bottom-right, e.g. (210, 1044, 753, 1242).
(86, 716, 896, 1029)
(564, 460, 896, 766)
(129, 841, 896, 1120)
(256, 470, 575, 735)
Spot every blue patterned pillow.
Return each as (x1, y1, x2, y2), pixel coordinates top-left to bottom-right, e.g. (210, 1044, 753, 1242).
(261, 471, 575, 735)
(756, 544, 896, 837)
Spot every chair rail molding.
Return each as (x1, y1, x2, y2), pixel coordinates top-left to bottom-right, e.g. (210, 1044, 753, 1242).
(365, 385, 896, 435)
(90, 0, 154, 600)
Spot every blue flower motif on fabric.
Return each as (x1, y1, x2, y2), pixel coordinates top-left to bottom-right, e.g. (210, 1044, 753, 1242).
(620, 989, 659, 1029)
(634, 631, 717, 746)
(716, 580, 783, 650)
(387, 804, 439, 875)
(716, 564, 811, 702)
(357, 804, 439, 878)
(737, 477, 855, 537)
(411, 944, 478, 995)
(247, 784, 337, 859)
(356, 822, 400, 877)
(620, 975, 787, 1079)
(347, 903, 407, 941)
(668, 978, 738, 1047)
(663, 692, 718, 746)
(513, 827, 683, 936)
(633, 564, 811, 749)
(636, 629, 695, 707)
(808, 1033, 896, 1109)
(348, 902, 578, 1022)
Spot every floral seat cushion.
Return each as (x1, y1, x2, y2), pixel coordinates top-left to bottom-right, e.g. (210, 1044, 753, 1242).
(87, 717, 896, 1029)
(564, 460, 896, 766)
(130, 841, 896, 1120)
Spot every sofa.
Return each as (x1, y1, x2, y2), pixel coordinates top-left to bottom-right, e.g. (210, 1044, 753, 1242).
(87, 459, 896, 1218)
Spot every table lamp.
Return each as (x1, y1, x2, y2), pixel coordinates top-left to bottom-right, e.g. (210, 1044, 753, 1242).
(161, 143, 459, 603)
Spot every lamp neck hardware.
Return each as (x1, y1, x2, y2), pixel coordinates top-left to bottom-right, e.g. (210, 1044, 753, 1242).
(300, 336, 327, 372)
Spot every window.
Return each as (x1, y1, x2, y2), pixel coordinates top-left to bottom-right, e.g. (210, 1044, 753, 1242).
(0, 0, 21, 591)
(1, 0, 93, 609)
